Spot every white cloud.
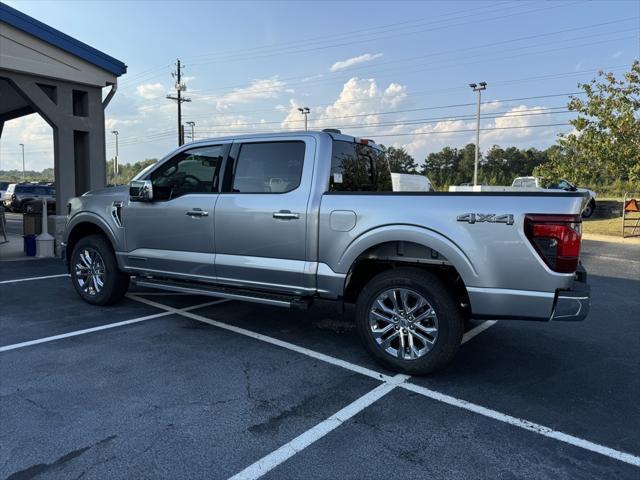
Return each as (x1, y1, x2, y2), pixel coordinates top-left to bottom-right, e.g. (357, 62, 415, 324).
(329, 53, 383, 72)
(612, 51, 622, 58)
(280, 77, 408, 133)
(0, 114, 53, 171)
(401, 104, 567, 162)
(214, 77, 286, 109)
(135, 82, 166, 100)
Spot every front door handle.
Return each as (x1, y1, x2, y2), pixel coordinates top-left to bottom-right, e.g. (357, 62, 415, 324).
(186, 208, 209, 217)
(273, 210, 299, 220)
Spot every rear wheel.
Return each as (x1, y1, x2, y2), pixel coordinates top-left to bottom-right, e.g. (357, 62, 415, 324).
(582, 200, 595, 218)
(355, 268, 463, 375)
(70, 234, 129, 305)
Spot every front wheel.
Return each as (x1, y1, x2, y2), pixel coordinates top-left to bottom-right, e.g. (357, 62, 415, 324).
(70, 234, 129, 305)
(355, 268, 464, 375)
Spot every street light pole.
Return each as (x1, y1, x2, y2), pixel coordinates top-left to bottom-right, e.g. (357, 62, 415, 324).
(297, 107, 310, 131)
(186, 121, 195, 142)
(19, 143, 25, 182)
(111, 130, 119, 185)
(469, 82, 487, 187)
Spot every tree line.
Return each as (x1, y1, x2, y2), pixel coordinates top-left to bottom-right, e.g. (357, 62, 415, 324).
(384, 143, 554, 188)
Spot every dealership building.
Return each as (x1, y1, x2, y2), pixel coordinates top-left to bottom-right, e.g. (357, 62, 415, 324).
(0, 3, 126, 228)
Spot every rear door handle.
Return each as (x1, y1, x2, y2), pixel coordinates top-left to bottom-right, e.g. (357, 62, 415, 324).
(273, 210, 299, 220)
(186, 208, 209, 217)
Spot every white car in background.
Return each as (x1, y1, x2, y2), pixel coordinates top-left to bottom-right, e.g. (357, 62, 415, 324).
(2, 183, 17, 209)
(391, 173, 433, 192)
(512, 176, 597, 218)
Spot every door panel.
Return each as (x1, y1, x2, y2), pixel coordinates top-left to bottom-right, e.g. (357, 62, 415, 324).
(122, 144, 228, 279)
(214, 137, 316, 293)
(123, 195, 217, 279)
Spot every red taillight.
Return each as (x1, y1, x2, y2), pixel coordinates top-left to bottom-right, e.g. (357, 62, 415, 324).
(524, 214, 582, 273)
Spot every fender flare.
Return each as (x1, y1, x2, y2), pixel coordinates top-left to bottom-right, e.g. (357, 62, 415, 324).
(336, 224, 478, 286)
(65, 212, 119, 251)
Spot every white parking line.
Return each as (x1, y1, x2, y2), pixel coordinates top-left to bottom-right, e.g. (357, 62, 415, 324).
(127, 294, 391, 382)
(124, 295, 640, 471)
(229, 378, 407, 480)
(462, 320, 498, 344)
(0, 273, 69, 284)
(0, 299, 227, 353)
(401, 382, 640, 467)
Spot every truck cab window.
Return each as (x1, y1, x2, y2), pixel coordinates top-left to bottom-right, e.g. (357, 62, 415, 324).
(150, 145, 223, 201)
(329, 141, 392, 192)
(232, 141, 305, 193)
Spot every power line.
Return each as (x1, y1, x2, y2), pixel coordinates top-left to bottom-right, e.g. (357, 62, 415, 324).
(133, 30, 631, 115)
(195, 109, 572, 135)
(187, 17, 635, 95)
(108, 95, 579, 146)
(175, 65, 624, 120)
(188, 1, 575, 67)
(373, 122, 570, 138)
(115, 2, 520, 93)
(181, 30, 634, 101)
(188, 92, 584, 128)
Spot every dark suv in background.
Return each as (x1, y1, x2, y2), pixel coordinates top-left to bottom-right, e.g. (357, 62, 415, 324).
(9, 184, 56, 213)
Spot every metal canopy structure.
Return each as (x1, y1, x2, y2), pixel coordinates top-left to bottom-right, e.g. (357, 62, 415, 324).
(0, 2, 126, 220)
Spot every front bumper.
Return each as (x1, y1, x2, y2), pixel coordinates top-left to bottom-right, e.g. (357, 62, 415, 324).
(550, 266, 590, 322)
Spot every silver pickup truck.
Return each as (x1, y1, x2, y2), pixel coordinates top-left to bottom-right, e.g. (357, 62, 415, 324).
(63, 130, 590, 374)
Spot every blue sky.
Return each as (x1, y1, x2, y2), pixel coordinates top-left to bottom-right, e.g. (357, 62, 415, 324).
(1, 0, 638, 171)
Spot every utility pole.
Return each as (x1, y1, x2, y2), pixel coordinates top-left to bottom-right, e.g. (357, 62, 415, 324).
(19, 143, 24, 182)
(297, 107, 310, 131)
(186, 121, 196, 142)
(166, 59, 191, 146)
(111, 130, 119, 185)
(469, 82, 487, 186)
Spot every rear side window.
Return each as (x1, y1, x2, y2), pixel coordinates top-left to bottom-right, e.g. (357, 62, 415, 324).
(232, 141, 305, 193)
(329, 141, 392, 192)
(0, 182, 9, 190)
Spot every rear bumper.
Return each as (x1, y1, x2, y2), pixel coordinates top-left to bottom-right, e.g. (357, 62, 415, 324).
(468, 265, 590, 322)
(550, 266, 590, 322)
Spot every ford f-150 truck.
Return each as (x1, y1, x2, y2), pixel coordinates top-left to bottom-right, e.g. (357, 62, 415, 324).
(63, 130, 590, 375)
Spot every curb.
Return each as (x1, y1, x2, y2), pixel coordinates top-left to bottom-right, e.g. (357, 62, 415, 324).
(582, 233, 640, 245)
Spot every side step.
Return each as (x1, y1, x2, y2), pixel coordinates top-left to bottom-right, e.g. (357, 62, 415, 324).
(134, 277, 312, 310)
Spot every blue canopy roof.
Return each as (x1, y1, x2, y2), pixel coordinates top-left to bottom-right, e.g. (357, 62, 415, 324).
(0, 2, 127, 76)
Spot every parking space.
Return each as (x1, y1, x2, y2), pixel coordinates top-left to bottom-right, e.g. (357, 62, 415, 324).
(1, 240, 639, 479)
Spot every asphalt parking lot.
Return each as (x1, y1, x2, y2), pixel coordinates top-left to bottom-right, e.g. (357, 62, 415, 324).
(1, 240, 639, 479)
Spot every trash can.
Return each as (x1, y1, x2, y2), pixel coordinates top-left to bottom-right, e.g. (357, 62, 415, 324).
(24, 234, 37, 256)
(23, 214, 42, 236)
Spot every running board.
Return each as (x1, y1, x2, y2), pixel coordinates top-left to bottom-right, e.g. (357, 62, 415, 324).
(134, 277, 312, 309)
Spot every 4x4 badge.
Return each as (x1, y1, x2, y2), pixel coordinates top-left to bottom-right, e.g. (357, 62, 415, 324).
(457, 213, 514, 225)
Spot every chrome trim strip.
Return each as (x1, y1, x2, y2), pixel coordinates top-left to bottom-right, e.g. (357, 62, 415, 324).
(135, 280, 293, 308)
(466, 287, 554, 298)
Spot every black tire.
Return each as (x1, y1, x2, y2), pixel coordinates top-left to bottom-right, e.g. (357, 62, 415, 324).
(582, 200, 595, 218)
(355, 268, 464, 376)
(70, 234, 129, 305)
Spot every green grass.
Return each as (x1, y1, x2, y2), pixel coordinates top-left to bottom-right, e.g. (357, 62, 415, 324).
(582, 217, 623, 237)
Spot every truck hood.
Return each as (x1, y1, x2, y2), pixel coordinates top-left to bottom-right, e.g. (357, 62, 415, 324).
(82, 185, 129, 197)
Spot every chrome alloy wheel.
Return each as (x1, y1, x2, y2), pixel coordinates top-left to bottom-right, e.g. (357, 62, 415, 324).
(74, 247, 106, 296)
(369, 288, 439, 360)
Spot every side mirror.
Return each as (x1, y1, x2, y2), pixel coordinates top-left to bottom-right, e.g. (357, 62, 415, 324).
(129, 180, 153, 202)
